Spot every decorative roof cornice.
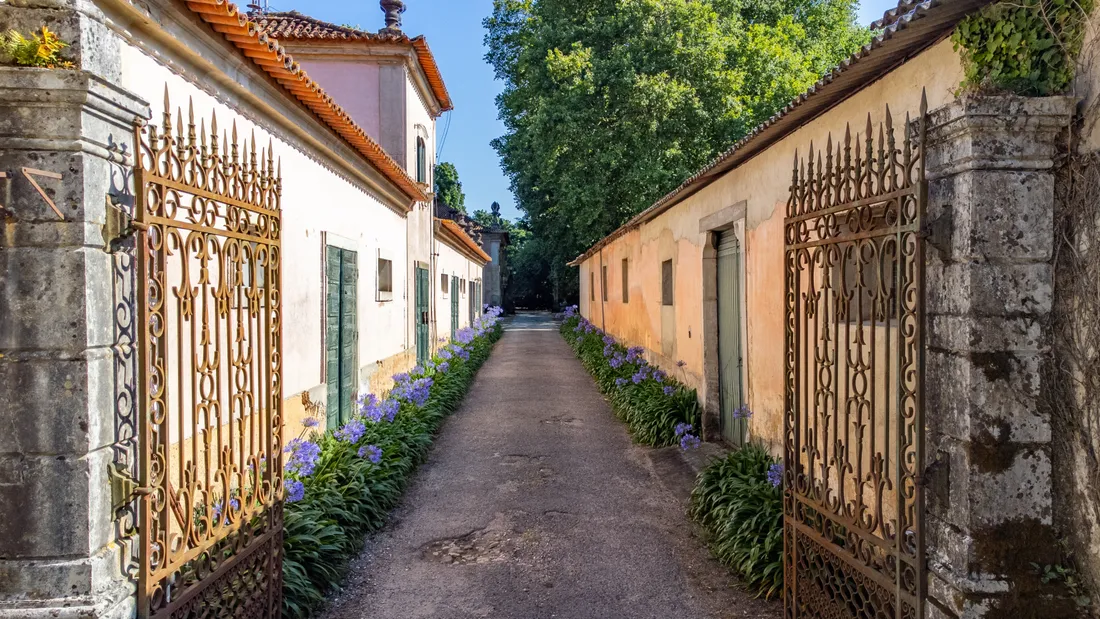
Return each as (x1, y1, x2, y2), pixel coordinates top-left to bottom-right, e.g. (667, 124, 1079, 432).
(254, 11, 453, 112)
(439, 219, 492, 264)
(184, 0, 427, 205)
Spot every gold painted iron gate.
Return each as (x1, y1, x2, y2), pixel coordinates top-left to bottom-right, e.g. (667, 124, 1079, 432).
(134, 92, 285, 618)
(783, 98, 927, 619)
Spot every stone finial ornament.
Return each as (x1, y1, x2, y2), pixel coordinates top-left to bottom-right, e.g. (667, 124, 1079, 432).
(380, 0, 406, 34)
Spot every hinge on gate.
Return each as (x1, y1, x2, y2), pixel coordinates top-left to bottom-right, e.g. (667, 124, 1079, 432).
(919, 207, 953, 255)
(104, 195, 148, 252)
(108, 461, 153, 511)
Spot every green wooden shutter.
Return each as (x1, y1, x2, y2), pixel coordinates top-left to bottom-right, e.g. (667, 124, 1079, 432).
(325, 248, 342, 430)
(415, 266, 430, 363)
(340, 250, 358, 425)
(450, 276, 459, 340)
(717, 232, 745, 446)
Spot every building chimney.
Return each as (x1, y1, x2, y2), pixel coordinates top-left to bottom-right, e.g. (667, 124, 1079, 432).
(380, 0, 406, 35)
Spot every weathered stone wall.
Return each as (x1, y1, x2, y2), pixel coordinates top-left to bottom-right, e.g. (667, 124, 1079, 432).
(0, 2, 149, 617)
(923, 96, 1077, 618)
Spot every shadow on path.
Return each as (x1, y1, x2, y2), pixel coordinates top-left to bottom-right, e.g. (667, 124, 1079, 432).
(321, 311, 781, 619)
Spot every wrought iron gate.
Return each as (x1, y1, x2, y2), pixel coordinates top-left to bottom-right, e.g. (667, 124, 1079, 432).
(134, 91, 285, 618)
(783, 98, 927, 619)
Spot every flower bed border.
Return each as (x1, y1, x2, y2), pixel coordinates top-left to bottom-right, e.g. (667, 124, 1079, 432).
(281, 308, 505, 618)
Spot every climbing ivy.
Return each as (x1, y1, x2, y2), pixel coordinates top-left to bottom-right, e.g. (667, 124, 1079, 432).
(952, 0, 1094, 96)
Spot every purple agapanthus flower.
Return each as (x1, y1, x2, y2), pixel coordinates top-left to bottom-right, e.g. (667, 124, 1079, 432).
(767, 463, 784, 487)
(359, 444, 383, 464)
(653, 370, 667, 382)
(602, 335, 615, 346)
(381, 398, 400, 422)
(680, 433, 702, 450)
(438, 361, 450, 373)
(615, 378, 628, 388)
(302, 417, 319, 429)
(439, 348, 453, 360)
(284, 438, 321, 477)
(676, 360, 687, 368)
(663, 385, 676, 396)
(609, 355, 625, 369)
(335, 418, 366, 444)
(285, 479, 305, 503)
(674, 422, 693, 437)
(732, 406, 754, 420)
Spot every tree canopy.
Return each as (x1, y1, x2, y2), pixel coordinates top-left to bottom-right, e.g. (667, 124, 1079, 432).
(434, 162, 466, 213)
(485, 0, 871, 301)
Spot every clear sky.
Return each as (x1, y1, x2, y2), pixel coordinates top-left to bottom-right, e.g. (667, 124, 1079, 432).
(272, 0, 903, 222)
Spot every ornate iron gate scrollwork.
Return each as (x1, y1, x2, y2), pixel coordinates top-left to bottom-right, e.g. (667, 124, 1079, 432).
(134, 89, 285, 618)
(784, 95, 927, 619)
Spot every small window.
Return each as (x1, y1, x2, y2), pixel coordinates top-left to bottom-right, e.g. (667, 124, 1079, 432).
(590, 272, 595, 301)
(461, 278, 467, 294)
(662, 260, 674, 306)
(602, 265, 608, 302)
(622, 259, 629, 303)
(416, 137, 427, 184)
(441, 273, 449, 294)
(377, 255, 393, 302)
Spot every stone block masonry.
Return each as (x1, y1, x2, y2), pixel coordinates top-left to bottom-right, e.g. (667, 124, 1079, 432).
(0, 2, 150, 615)
(923, 96, 1078, 619)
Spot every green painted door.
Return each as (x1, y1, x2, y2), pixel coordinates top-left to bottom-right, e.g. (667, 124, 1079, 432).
(450, 276, 460, 340)
(326, 246, 358, 429)
(415, 265, 430, 363)
(468, 281, 476, 327)
(717, 231, 746, 446)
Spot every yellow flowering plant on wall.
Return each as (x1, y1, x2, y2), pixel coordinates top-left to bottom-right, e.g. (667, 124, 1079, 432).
(0, 26, 74, 69)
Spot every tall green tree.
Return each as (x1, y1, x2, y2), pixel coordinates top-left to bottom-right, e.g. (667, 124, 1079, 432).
(434, 162, 466, 212)
(485, 0, 870, 300)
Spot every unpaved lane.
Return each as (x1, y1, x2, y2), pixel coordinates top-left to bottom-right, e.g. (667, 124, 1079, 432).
(322, 312, 780, 619)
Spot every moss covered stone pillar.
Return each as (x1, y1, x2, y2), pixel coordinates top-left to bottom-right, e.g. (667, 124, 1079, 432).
(923, 96, 1076, 618)
(0, 2, 149, 617)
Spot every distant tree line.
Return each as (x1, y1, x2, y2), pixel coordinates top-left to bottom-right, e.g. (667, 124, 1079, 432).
(483, 0, 873, 303)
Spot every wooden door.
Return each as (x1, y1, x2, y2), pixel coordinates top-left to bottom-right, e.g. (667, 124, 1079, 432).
(717, 231, 745, 446)
(326, 246, 358, 428)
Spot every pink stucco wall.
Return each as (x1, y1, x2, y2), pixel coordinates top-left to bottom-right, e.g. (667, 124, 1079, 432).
(300, 60, 382, 140)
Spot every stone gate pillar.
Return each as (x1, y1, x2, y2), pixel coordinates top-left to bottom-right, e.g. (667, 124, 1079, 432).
(923, 96, 1077, 618)
(0, 2, 149, 617)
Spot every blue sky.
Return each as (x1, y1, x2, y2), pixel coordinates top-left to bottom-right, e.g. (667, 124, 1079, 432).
(273, 0, 901, 222)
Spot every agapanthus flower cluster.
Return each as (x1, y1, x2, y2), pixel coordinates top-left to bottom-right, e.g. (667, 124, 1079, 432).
(335, 418, 366, 444)
(359, 393, 401, 423)
(285, 438, 322, 477)
(392, 375, 434, 408)
(767, 463, 784, 488)
(359, 444, 383, 464)
(663, 385, 676, 396)
(563, 305, 579, 318)
(285, 479, 305, 503)
(674, 422, 701, 451)
(732, 406, 754, 420)
(302, 417, 320, 429)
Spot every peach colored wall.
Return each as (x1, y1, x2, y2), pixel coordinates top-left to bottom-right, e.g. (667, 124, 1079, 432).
(577, 39, 964, 450)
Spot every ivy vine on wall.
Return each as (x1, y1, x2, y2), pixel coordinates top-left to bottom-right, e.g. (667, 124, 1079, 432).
(952, 0, 1094, 96)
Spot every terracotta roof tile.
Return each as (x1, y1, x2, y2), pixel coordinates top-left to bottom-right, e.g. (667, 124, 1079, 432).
(255, 11, 453, 112)
(184, 0, 427, 205)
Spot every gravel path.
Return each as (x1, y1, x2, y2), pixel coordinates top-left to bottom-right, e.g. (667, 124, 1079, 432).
(321, 312, 781, 619)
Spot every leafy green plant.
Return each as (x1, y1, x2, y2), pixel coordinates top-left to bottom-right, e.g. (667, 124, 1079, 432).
(952, 0, 1094, 96)
(281, 313, 505, 619)
(560, 310, 700, 447)
(1031, 561, 1093, 610)
(0, 27, 74, 69)
(689, 443, 784, 599)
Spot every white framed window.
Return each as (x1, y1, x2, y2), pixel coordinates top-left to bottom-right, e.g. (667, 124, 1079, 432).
(377, 248, 394, 302)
